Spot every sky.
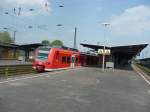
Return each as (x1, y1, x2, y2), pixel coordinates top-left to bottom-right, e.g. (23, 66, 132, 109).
(0, 0, 150, 58)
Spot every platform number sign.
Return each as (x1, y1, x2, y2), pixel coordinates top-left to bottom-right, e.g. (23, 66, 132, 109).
(98, 49, 111, 55)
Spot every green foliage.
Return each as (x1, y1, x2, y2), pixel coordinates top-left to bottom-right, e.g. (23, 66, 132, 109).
(51, 40, 63, 47)
(0, 31, 13, 43)
(41, 40, 51, 46)
(41, 39, 64, 47)
(131, 57, 140, 64)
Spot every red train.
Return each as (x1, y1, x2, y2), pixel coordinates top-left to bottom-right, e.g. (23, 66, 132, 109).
(32, 46, 81, 72)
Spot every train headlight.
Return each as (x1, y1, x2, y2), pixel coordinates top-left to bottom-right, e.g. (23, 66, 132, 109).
(38, 62, 43, 65)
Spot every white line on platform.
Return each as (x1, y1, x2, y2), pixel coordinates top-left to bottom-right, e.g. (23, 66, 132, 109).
(0, 73, 53, 84)
(133, 65, 150, 86)
(137, 71, 150, 85)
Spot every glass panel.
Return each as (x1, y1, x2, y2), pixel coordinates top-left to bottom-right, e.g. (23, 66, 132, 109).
(36, 48, 51, 60)
(62, 56, 66, 63)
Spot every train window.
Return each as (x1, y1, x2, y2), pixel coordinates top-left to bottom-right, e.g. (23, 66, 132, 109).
(36, 53, 48, 60)
(62, 56, 66, 63)
(67, 57, 71, 63)
(36, 48, 51, 60)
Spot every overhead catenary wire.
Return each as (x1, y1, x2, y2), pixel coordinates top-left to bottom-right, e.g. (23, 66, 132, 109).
(1, 8, 49, 31)
(0, 3, 65, 35)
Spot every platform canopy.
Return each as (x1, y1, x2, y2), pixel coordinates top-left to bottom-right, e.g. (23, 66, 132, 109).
(0, 42, 19, 48)
(0, 42, 42, 50)
(80, 43, 148, 57)
(19, 43, 43, 51)
(111, 44, 148, 57)
(80, 43, 110, 51)
(81, 43, 148, 67)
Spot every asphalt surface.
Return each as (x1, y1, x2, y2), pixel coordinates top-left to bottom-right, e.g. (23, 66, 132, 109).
(0, 67, 149, 112)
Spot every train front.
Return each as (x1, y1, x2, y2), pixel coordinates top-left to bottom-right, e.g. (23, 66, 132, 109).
(32, 47, 51, 72)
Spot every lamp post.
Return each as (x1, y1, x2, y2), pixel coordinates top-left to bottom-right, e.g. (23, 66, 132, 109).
(13, 30, 17, 43)
(74, 27, 77, 49)
(102, 23, 110, 71)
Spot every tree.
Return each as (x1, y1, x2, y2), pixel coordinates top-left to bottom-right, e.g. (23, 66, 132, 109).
(0, 31, 13, 43)
(0, 31, 13, 59)
(41, 40, 51, 46)
(51, 40, 63, 47)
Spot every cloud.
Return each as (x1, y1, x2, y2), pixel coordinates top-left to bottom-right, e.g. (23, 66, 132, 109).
(110, 5, 150, 37)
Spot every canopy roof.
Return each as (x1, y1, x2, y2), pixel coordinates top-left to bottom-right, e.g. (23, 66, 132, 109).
(19, 43, 43, 50)
(80, 43, 110, 50)
(80, 43, 148, 57)
(0, 42, 42, 50)
(0, 42, 19, 48)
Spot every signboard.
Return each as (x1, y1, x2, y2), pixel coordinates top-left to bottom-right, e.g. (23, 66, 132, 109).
(98, 49, 111, 55)
(106, 62, 114, 68)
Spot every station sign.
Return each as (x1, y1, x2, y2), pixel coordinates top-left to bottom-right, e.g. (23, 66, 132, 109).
(98, 49, 111, 55)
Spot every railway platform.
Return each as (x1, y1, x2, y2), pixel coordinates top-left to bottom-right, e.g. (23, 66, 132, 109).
(0, 67, 149, 112)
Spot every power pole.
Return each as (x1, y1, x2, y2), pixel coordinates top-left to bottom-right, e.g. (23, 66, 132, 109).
(74, 27, 77, 49)
(13, 31, 17, 43)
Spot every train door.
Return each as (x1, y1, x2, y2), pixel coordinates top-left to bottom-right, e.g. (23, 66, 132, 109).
(55, 50, 60, 68)
(71, 55, 75, 68)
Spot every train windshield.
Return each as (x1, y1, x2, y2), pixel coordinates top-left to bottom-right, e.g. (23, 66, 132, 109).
(36, 48, 51, 60)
